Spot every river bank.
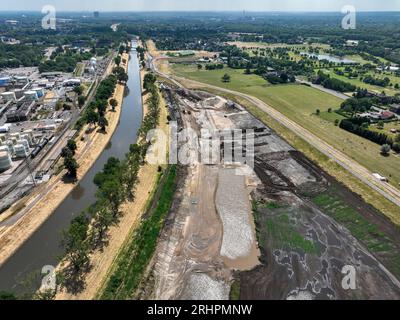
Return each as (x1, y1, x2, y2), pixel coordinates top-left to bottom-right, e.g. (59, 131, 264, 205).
(0, 52, 129, 269)
(56, 68, 170, 300)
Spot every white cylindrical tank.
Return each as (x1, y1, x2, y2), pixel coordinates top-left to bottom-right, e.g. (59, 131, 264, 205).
(20, 134, 33, 146)
(9, 133, 20, 140)
(5, 140, 14, 153)
(9, 137, 18, 145)
(0, 145, 9, 152)
(13, 144, 28, 158)
(1, 91, 16, 101)
(0, 150, 12, 171)
(90, 57, 97, 66)
(24, 90, 38, 101)
(18, 139, 30, 151)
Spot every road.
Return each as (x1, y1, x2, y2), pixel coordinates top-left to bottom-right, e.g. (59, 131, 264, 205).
(149, 55, 400, 208)
(296, 79, 351, 100)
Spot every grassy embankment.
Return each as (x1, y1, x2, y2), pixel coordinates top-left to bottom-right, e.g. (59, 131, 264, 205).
(98, 165, 177, 300)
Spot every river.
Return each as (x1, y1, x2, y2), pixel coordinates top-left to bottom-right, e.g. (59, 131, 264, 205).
(0, 41, 143, 294)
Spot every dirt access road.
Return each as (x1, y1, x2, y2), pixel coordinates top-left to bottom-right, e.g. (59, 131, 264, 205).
(149, 55, 400, 216)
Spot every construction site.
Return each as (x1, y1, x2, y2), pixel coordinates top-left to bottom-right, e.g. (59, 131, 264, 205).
(137, 85, 400, 300)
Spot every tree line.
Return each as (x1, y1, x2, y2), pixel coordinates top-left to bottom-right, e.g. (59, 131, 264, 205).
(58, 71, 161, 295)
(313, 71, 356, 93)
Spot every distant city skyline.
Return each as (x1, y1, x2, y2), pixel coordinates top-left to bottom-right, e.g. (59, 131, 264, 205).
(0, 0, 399, 12)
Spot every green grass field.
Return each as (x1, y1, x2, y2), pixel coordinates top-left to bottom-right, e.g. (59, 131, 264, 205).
(321, 68, 400, 96)
(173, 63, 400, 188)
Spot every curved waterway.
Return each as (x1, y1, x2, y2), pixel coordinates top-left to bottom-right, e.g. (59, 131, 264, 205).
(0, 41, 143, 293)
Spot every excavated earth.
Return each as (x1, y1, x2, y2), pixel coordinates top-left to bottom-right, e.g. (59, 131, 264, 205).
(143, 86, 400, 300)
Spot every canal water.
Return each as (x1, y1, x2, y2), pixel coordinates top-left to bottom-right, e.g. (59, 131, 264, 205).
(0, 41, 143, 293)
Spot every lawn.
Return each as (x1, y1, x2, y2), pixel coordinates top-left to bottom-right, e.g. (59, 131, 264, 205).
(172, 63, 400, 188)
(321, 68, 400, 96)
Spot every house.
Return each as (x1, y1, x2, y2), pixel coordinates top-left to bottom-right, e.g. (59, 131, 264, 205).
(389, 104, 400, 115)
(380, 111, 396, 120)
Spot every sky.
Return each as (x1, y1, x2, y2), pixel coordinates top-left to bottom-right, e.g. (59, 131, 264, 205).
(0, 0, 399, 12)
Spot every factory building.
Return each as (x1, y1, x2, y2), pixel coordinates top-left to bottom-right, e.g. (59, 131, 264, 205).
(5, 100, 35, 123)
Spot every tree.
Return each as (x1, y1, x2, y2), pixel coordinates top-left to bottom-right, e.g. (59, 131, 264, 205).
(109, 98, 118, 111)
(328, 108, 333, 113)
(0, 291, 17, 300)
(86, 109, 99, 128)
(61, 214, 90, 273)
(113, 66, 125, 76)
(78, 95, 86, 108)
(117, 72, 128, 84)
(381, 144, 391, 156)
(222, 73, 231, 83)
(143, 73, 157, 91)
(118, 45, 125, 55)
(73, 85, 84, 96)
(114, 56, 121, 66)
(395, 134, 400, 143)
(89, 199, 114, 247)
(334, 119, 340, 126)
(97, 177, 125, 217)
(197, 64, 203, 70)
(99, 116, 108, 132)
(377, 120, 385, 130)
(392, 142, 400, 153)
(61, 147, 73, 159)
(316, 109, 321, 116)
(64, 155, 79, 179)
(67, 139, 77, 155)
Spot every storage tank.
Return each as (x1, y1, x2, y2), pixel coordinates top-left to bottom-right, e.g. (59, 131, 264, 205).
(18, 139, 30, 151)
(90, 57, 97, 66)
(0, 145, 9, 153)
(0, 150, 12, 172)
(24, 90, 38, 101)
(14, 144, 28, 158)
(9, 133, 20, 140)
(0, 77, 11, 87)
(32, 88, 44, 98)
(5, 140, 14, 153)
(1, 91, 16, 102)
(20, 134, 33, 146)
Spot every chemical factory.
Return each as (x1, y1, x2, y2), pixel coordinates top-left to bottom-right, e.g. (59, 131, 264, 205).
(0, 48, 110, 213)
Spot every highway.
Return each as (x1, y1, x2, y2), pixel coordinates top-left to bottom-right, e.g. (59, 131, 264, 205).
(149, 54, 400, 208)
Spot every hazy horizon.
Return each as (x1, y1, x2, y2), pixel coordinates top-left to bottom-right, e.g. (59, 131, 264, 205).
(0, 0, 399, 12)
